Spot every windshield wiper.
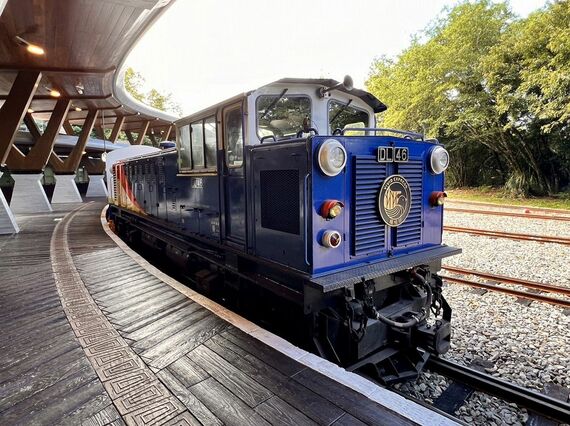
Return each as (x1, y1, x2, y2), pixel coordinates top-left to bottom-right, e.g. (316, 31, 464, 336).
(260, 88, 288, 120)
(329, 99, 353, 126)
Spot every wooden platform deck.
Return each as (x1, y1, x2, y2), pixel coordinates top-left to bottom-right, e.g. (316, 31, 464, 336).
(0, 201, 451, 426)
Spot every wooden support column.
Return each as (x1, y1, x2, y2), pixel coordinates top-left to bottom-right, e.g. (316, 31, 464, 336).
(134, 121, 150, 145)
(23, 113, 42, 141)
(63, 121, 75, 136)
(50, 109, 99, 173)
(162, 125, 173, 141)
(6, 99, 71, 172)
(109, 116, 125, 143)
(125, 130, 135, 144)
(93, 126, 105, 140)
(0, 71, 42, 165)
(149, 132, 158, 147)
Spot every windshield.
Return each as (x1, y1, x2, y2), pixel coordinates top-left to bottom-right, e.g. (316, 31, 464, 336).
(257, 95, 311, 139)
(329, 100, 369, 133)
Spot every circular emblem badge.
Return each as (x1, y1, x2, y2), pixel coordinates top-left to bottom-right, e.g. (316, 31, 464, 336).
(378, 175, 412, 227)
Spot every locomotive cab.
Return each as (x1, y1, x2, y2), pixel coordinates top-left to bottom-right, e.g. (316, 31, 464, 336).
(108, 77, 460, 383)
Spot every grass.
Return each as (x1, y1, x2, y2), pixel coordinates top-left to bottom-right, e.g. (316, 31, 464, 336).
(446, 187, 570, 211)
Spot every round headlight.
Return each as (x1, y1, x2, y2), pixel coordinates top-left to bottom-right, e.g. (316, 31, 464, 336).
(429, 146, 450, 174)
(318, 139, 347, 177)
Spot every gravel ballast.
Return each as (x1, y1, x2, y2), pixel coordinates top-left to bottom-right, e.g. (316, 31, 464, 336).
(394, 210, 570, 425)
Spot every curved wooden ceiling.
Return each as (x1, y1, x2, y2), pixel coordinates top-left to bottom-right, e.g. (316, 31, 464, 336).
(0, 0, 176, 132)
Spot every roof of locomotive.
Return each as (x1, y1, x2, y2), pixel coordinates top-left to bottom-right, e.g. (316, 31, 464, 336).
(176, 77, 387, 125)
(275, 78, 387, 113)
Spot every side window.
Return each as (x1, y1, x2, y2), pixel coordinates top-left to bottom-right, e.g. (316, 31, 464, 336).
(178, 116, 218, 172)
(225, 107, 243, 168)
(191, 122, 204, 168)
(204, 117, 217, 168)
(178, 125, 191, 170)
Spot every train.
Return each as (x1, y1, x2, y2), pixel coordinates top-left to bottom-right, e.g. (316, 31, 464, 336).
(107, 77, 461, 383)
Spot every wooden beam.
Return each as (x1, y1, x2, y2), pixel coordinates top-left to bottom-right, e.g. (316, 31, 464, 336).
(109, 116, 125, 143)
(134, 121, 150, 145)
(63, 121, 75, 136)
(24, 113, 42, 141)
(0, 71, 42, 165)
(162, 125, 173, 141)
(50, 109, 99, 173)
(0, 94, 113, 101)
(6, 99, 71, 172)
(124, 130, 135, 145)
(93, 126, 105, 140)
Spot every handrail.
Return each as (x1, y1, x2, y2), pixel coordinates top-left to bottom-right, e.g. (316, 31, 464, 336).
(260, 135, 277, 144)
(341, 127, 424, 140)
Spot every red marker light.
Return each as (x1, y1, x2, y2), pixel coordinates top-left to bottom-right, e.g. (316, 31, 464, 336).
(320, 200, 344, 219)
(429, 191, 447, 207)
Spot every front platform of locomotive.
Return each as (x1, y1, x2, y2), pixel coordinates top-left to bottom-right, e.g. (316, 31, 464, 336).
(249, 78, 461, 382)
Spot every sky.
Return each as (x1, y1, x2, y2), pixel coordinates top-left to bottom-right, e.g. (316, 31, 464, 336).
(127, 0, 549, 116)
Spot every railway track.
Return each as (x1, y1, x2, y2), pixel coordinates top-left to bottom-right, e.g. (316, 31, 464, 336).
(440, 266, 570, 308)
(427, 357, 570, 423)
(444, 225, 570, 245)
(448, 200, 570, 216)
(446, 207, 570, 222)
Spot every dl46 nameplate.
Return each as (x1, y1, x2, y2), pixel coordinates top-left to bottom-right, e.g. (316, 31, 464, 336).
(377, 147, 409, 163)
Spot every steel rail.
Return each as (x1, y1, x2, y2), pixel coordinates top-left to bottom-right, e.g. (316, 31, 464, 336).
(442, 266, 570, 297)
(446, 207, 570, 222)
(444, 225, 570, 246)
(427, 357, 570, 423)
(440, 275, 570, 308)
(447, 200, 570, 216)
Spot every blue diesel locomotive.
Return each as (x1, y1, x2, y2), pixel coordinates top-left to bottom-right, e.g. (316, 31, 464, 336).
(107, 77, 460, 382)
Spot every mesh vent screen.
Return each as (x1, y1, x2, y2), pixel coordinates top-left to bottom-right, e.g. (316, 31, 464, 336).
(260, 170, 300, 235)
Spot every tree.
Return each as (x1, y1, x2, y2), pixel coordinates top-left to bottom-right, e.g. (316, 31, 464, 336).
(124, 67, 183, 117)
(366, 0, 569, 195)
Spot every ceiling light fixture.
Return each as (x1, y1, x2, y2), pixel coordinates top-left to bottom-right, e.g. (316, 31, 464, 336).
(15, 35, 45, 56)
(75, 83, 84, 95)
(27, 108, 34, 113)
(45, 86, 61, 98)
(75, 106, 82, 112)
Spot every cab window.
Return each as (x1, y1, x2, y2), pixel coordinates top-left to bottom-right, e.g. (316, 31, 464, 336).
(224, 107, 243, 168)
(257, 94, 311, 139)
(328, 100, 369, 133)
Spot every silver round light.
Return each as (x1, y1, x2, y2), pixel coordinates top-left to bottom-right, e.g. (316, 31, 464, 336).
(429, 146, 450, 174)
(317, 139, 347, 177)
(321, 230, 342, 248)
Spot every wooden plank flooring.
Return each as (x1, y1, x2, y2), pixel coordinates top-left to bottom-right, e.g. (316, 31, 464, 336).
(0, 201, 418, 425)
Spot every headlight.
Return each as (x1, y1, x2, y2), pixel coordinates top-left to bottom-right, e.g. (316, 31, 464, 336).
(429, 146, 450, 174)
(318, 139, 347, 177)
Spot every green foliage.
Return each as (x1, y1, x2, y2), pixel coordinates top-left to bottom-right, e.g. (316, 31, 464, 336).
(366, 0, 570, 196)
(124, 67, 183, 117)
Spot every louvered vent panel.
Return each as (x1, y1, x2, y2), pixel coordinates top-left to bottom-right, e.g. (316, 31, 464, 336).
(353, 156, 387, 256)
(395, 161, 423, 247)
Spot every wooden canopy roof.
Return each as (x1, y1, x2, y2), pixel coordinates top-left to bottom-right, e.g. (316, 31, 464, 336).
(0, 0, 176, 134)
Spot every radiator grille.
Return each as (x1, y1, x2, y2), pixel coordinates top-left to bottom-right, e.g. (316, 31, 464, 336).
(260, 170, 300, 235)
(353, 156, 387, 256)
(395, 161, 423, 247)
